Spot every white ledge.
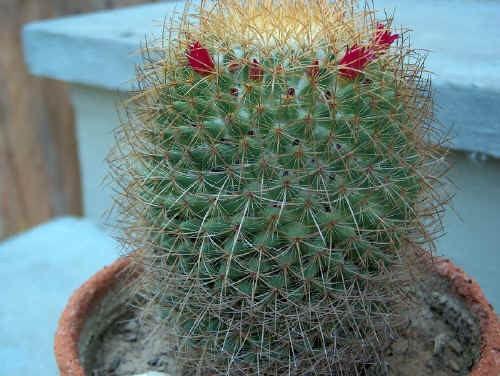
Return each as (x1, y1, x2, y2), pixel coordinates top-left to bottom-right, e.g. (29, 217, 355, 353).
(22, 0, 500, 156)
(23, 2, 185, 91)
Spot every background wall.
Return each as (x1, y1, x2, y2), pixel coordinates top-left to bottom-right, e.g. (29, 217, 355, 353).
(0, 0, 162, 240)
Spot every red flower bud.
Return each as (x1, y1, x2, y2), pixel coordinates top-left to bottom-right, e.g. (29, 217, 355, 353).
(227, 57, 240, 73)
(249, 59, 264, 81)
(338, 44, 373, 79)
(306, 59, 320, 79)
(186, 41, 215, 76)
(372, 24, 399, 51)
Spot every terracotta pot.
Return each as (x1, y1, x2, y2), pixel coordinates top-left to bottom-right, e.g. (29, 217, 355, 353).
(54, 255, 500, 376)
(54, 256, 133, 376)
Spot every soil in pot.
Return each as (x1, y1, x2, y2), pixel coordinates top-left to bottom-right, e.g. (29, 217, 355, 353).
(84, 270, 481, 376)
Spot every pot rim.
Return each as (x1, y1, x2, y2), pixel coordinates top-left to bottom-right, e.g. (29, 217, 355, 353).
(54, 256, 132, 376)
(54, 253, 500, 376)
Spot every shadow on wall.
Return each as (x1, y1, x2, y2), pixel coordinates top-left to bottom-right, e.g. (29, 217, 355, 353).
(436, 151, 500, 310)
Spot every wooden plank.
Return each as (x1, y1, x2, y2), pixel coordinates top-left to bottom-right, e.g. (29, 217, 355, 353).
(0, 0, 159, 239)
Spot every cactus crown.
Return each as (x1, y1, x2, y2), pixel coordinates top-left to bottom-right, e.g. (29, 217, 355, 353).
(110, 0, 448, 374)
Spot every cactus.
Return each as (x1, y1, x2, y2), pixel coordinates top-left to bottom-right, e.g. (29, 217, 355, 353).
(110, 0, 448, 374)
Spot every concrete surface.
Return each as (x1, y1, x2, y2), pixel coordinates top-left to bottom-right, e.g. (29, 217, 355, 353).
(22, 0, 500, 156)
(0, 217, 120, 375)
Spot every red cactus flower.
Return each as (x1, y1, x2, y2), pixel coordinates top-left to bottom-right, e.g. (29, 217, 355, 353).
(372, 24, 399, 51)
(227, 58, 240, 73)
(306, 59, 320, 79)
(249, 59, 264, 81)
(186, 41, 215, 76)
(338, 44, 373, 79)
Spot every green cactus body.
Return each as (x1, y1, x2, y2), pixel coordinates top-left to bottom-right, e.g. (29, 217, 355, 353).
(111, 1, 447, 374)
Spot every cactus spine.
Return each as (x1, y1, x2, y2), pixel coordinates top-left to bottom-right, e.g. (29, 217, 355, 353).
(110, 0, 448, 374)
